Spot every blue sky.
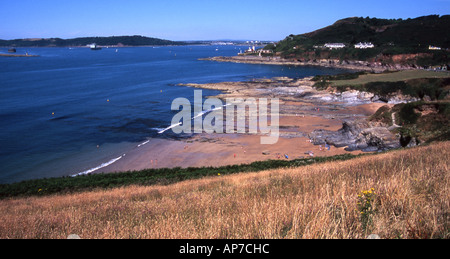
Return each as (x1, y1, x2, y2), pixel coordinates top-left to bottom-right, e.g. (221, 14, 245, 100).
(1, 0, 449, 41)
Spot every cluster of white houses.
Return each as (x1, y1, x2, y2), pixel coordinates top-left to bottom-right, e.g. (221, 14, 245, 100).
(323, 43, 346, 49)
(240, 45, 274, 55)
(315, 43, 444, 51)
(240, 42, 445, 57)
(316, 42, 375, 50)
(354, 42, 375, 49)
(429, 45, 442, 50)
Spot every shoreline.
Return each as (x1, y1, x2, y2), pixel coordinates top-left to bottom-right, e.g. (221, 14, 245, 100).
(95, 76, 388, 176)
(201, 55, 417, 73)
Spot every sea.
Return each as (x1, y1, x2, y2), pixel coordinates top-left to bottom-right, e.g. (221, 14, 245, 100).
(0, 45, 347, 184)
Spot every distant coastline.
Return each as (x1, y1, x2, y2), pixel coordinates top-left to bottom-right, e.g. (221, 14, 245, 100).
(201, 55, 422, 73)
(0, 53, 39, 57)
(0, 35, 187, 48)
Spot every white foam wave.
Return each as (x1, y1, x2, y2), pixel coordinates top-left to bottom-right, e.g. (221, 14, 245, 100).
(72, 155, 124, 177)
(192, 111, 208, 119)
(137, 140, 150, 147)
(151, 127, 165, 132)
(158, 104, 231, 134)
(158, 122, 182, 134)
(192, 104, 230, 119)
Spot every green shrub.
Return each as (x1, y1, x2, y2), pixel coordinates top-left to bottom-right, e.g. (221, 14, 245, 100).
(370, 105, 393, 125)
(398, 102, 423, 124)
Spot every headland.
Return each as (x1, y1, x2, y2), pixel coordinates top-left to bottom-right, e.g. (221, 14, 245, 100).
(202, 55, 416, 73)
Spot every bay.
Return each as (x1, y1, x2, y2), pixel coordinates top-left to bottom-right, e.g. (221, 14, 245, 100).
(0, 45, 346, 183)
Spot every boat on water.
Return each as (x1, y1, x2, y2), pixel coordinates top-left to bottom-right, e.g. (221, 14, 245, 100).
(89, 43, 102, 50)
(8, 48, 16, 53)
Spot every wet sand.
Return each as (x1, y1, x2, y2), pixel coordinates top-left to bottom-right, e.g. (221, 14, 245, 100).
(102, 132, 350, 173)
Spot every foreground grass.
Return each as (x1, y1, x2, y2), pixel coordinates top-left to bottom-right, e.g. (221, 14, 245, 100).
(0, 141, 448, 239)
(0, 153, 361, 198)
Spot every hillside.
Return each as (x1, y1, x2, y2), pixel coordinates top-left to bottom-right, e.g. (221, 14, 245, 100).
(312, 70, 450, 148)
(0, 142, 448, 239)
(0, 35, 187, 47)
(265, 15, 450, 67)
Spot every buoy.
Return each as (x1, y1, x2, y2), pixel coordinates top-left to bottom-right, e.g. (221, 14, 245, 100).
(52, 112, 55, 116)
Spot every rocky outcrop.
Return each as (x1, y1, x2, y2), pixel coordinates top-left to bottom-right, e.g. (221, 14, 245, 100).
(296, 86, 419, 105)
(182, 76, 419, 107)
(204, 55, 427, 73)
(309, 119, 401, 152)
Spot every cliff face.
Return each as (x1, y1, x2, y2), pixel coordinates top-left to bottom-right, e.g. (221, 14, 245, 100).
(391, 53, 432, 64)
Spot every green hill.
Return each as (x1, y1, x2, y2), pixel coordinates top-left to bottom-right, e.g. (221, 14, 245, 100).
(266, 15, 450, 67)
(0, 35, 187, 47)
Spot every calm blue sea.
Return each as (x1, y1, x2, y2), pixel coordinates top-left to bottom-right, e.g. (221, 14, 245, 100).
(0, 45, 346, 183)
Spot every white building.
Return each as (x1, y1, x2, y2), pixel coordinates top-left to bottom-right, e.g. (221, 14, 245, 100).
(245, 46, 256, 53)
(324, 43, 346, 49)
(355, 42, 375, 49)
(429, 45, 441, 50)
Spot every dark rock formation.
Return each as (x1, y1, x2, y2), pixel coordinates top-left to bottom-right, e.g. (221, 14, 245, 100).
(309, 119, 401, 152)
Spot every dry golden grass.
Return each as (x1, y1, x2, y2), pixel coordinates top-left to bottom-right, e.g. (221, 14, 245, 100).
(0, 142, 449, 239)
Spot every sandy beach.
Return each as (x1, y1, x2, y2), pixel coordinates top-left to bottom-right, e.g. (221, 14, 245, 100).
(100, 76, 388, 174)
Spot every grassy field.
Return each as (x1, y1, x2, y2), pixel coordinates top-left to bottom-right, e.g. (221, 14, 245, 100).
(0, 154, 361, 199)
(313, 70, 450, 102)
(0, 141, 448, 239)
(331, 70, 450, 87)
